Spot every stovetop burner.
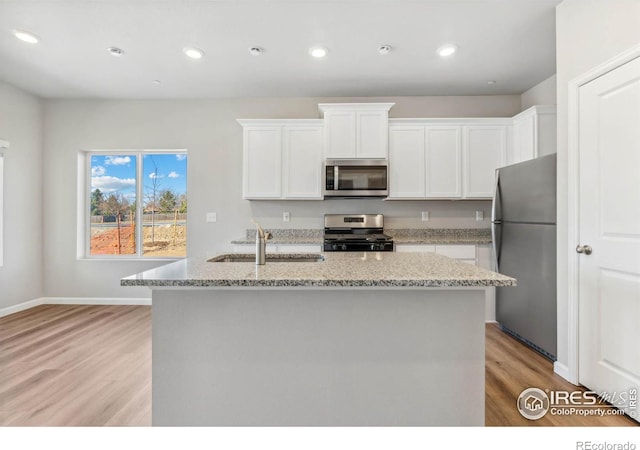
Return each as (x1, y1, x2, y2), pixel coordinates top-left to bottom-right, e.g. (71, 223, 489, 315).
(323, 214, 394, 252)
(323, 233, 392, 242)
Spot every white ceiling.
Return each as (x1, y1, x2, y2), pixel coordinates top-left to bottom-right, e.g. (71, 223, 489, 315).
(0, 0, 561, 99)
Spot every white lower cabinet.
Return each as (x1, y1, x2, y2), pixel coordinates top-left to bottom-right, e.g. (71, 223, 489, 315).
(232, 244, 322, 253)
(395, 243, 476, 264)
(395, 243, 495, 321)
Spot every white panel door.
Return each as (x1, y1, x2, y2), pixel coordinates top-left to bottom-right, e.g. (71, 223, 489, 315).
(388, 126, 425, 198)
(357, 111, 388, 158)
(578, 56, 640, 422)
(324, 111, 356, 158)
(425, 126, 462, 198)
(243, 127, 282, 199)
(282, 127, 323, 199)
(463, 125, 507, 198)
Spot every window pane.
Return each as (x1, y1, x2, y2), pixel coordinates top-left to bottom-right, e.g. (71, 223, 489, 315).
(90, 155, 137, 255)
(142, 154, 187, 257)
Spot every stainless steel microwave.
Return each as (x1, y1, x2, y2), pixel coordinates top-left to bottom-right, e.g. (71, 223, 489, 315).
(323, 159, 389, 198)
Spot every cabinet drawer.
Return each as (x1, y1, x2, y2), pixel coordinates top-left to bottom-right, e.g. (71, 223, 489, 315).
(277, 245, 322, 253)
(434, 245, 476, 259)
(232, 244, 277, 253)
(394, 244, 436, 253)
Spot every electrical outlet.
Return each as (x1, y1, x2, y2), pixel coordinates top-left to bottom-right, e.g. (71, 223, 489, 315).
(283, 212, 290, 222)
(206, 212, 217, 223)
(421, 211, 429, 221)
(475, 211, 484, 221)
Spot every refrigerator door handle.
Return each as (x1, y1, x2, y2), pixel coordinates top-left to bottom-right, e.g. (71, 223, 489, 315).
(491, 168, 501, 223)
(491, 222, 501, 272)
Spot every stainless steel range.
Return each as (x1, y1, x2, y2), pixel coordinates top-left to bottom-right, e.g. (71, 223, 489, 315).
(323, 214, 394, 252)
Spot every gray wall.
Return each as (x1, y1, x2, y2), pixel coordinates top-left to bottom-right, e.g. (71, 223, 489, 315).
(42, 95, 520, 299)
(556, 0, 640, 373)
(521, 74, 557, 110)
(0, 82, 43, 310)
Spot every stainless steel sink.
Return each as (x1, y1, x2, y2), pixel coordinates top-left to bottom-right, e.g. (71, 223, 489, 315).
(208, 254, 325, 263)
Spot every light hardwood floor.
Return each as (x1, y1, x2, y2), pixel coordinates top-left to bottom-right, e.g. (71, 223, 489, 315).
(0, 305, 636, 426)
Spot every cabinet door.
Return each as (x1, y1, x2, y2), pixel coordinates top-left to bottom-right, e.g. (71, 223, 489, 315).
(283, 127, 323, 199)
(512, 114, 536, 164)
(388, 126, 426, 198)
(395, 244, 436, 253)
(357, 111, 388, 158)
(324, 111, 356, 158)
(463, 126, 507, 198)
(243, 127, 282, 199)
(425, 126, 462, 198)
(435, 245, 476, 261)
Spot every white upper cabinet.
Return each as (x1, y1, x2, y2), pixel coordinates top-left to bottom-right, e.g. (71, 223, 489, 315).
(388, 124, 462, 199)
(319, 103, 394, 159)
(388, 126, 426, 198)
(322, 111, 356, 159)
(425, 126, 462, 198)
(239, 120, 323, 200)
(463, 125, 508, 198)
(242, 126, 282, 199)
(510, 105, 557, 164)
(389, 119, 506, 199)
(239, 105, 553, 201)
(283, 126, 323, 198)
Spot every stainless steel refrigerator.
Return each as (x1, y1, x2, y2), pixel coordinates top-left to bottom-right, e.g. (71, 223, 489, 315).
(492, 153, 557, 359)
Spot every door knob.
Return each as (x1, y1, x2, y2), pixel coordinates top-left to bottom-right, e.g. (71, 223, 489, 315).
(576, 245, 593, 255)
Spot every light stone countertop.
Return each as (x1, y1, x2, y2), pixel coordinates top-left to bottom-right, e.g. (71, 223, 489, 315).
(121, 251, 515, 288)
(230, 228, 492, 246)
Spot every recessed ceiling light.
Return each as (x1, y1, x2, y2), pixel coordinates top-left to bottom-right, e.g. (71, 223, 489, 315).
(437, 44, 458, 57)
(107, 46, 125, 57)
(153, 80, 161, 85)
(378, 45, 391, 55)
(249, 47, 263, 56)
(13, 30, 39, 44)
(183, 47, 205, 60)
(309, 46, 328, 58)
(487, 80, 497, 85)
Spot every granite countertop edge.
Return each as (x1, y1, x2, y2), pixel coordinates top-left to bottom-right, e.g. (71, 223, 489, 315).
(230, 237, 493, 245)
(120, 279, 514, 288)
(120, 252, 515, 288)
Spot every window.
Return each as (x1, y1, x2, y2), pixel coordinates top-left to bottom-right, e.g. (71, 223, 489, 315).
(87, 151, 187, 258)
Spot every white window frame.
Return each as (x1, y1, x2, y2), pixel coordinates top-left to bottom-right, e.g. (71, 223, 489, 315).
(79, 149, 187, 260)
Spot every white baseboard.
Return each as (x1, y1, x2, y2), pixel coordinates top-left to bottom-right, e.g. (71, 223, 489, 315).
(553, 361, 577, 385)
(0, 297, 44, 318)
(0, 297, 150, 318)
(44, 297, 151, 306)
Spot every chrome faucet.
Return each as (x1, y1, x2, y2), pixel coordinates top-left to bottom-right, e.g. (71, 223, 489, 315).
(252, 220, 272, 265)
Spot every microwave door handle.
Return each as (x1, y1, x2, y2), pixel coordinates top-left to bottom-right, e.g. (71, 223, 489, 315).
(333, 166, 339, 190)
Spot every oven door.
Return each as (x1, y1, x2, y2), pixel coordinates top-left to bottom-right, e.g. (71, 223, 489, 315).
(324, 160, 388, 197)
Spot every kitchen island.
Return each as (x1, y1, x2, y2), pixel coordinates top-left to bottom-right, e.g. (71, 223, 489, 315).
(122, 252, 515, 426)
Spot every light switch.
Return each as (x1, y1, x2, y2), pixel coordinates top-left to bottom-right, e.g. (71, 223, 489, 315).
(283, 212, 290, 222)
(475, 211, 484, 221)
(206, 212, 217, 223)
(421, 211, 429, 221)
